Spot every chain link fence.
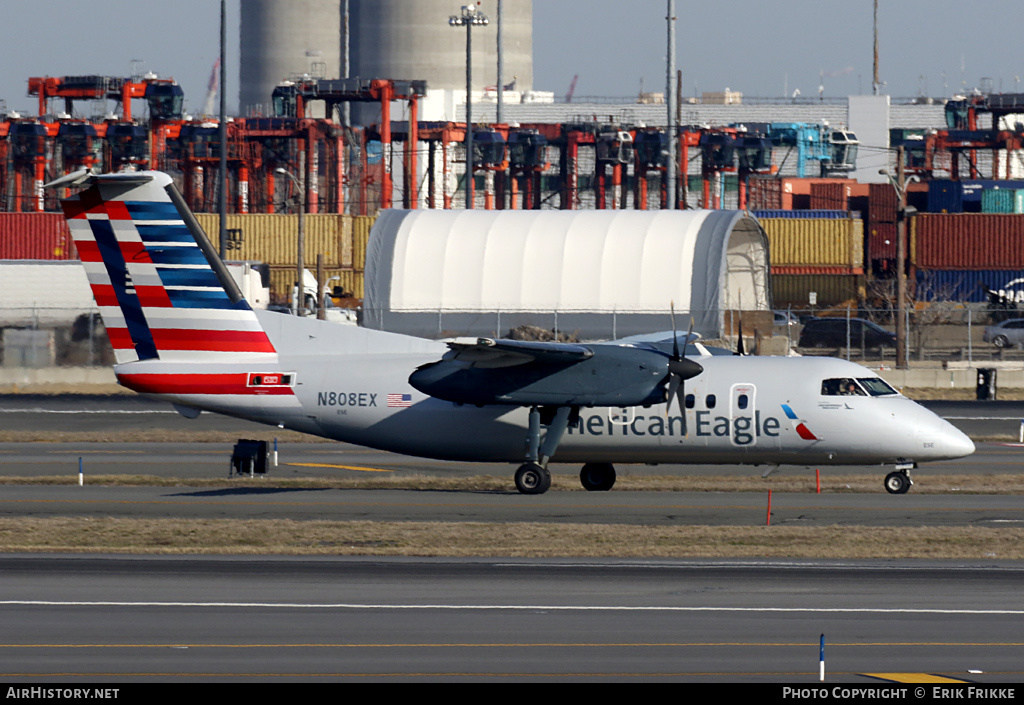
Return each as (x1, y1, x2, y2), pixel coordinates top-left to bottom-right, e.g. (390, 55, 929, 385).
(3, 304, 1024, 368)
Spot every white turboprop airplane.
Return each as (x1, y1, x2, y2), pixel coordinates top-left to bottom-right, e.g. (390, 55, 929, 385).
(48, 170, 975, 495)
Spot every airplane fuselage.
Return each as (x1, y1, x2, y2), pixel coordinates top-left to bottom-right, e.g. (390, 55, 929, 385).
(115, 312, 973, 471)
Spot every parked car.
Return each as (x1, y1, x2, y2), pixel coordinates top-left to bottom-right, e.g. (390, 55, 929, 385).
(983, 318, 1024, 348)
(773, 310, 800, 327)
(798, 317, 897, 348)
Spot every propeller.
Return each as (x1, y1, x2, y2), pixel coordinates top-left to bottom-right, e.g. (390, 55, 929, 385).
(665, 303, 703, 415)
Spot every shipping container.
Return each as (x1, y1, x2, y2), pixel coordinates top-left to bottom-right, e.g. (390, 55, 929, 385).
(771, 265, 863, 275)
(914, 268, 1024, 302)
(981, 188, 1018, 213)
(866, 221, 898, 260)
(809, 182, 848, 210)
(746, 177, 853, 211)
(194, 213, 360, 268)
(961, 180, 1024, 203)
(747, 177, 783, 210)
(751, 210, 849, 219)
(757, 216, 863, 268)
(771, 273, 861, 307)
(352, 215, 375, 270)
(927, 180, 962, 214)
(867, 182, 898, 223)
(0, 213, 75, 260)
(912, 213, 1024, 269)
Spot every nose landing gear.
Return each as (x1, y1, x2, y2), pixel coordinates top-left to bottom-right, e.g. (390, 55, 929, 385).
(884, 463, 915, 494)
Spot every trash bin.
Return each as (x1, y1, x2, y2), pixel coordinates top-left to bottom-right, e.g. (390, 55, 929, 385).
(976, 368, 997, 401)
(231, 439, 268, 475)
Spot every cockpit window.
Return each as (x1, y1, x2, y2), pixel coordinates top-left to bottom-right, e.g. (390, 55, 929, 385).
(821, 378, 866, 396)
(857, 377, 899, 396)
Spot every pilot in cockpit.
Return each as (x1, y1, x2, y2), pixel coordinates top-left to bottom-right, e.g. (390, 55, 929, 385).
(821, 378, 866, 396)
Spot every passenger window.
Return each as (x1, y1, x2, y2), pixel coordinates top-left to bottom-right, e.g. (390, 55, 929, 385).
(737, 394, 748, 410)
(706, 394, 717, 409)
(684, 394, 695, 409)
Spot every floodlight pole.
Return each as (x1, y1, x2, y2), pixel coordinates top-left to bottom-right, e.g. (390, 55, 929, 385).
(895, 146, 908, 369)
(218, 0, 227, 256)
(450, 5, 489, 209)
(666, 0, 676, 210)
(881, 146, 912, 368)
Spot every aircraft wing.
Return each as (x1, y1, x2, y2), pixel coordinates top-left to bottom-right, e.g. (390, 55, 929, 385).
(410, 337, 672, 407)
(443, 337, 593, 368)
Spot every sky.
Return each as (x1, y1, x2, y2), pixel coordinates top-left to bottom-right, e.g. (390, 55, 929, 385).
(0, 1, 1021, 115)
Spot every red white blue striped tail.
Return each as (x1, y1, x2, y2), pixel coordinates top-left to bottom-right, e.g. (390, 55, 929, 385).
(55, 171, 276, 364)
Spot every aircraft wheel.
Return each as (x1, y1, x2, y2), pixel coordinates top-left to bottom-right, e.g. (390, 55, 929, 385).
(580, 462, 616, 491)
(884, 470, 911, 495)
(515, 463, 551, 495)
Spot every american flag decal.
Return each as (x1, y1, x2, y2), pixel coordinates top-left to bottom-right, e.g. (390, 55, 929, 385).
(387, 393, 412, 408)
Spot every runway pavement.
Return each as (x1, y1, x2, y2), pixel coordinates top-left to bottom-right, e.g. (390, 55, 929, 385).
(1, 554, 1023, 683)
(2, 395, 1024, 683)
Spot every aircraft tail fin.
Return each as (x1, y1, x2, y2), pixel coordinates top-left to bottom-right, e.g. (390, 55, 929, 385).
(52, 170, 276, 364)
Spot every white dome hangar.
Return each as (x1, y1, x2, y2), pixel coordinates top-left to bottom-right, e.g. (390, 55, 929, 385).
(363, 209, 771, 341)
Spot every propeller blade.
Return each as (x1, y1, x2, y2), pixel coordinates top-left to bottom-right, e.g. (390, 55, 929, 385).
(666, 311, 702, 415)
(670, 302, 679, 361)
(666, 373, 681, 415)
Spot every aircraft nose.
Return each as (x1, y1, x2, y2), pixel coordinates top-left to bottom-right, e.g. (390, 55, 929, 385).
(942, 426, 975, 459)
(920, 418, 975, 460)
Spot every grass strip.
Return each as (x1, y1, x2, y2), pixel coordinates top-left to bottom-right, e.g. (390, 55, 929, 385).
(1, 517, 1021, 559)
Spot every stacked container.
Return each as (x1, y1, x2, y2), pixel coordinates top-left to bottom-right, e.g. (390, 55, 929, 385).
(912, 213, 1024, 302)
(927, 180, 963, 214)
(864, 182, 900, 270)
(746, 177, 855, 211)
(0, 213, 75, 260)
(194, 213, 375, 302)
(980, 187, 1024, 214)
(752, 210, 864, 307)
(928, 180, 1024, 214)
(808, 181, 849, 211)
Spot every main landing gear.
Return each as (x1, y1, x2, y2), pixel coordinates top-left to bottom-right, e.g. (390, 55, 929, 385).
(514, 462, 551, 495)
(884, 463, 914, 494)
(512, 405, 621, 495)
(580, 462, 616, 492)
(514, 405, 573, 495)
(514, 460, 619, 494)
